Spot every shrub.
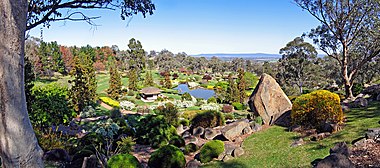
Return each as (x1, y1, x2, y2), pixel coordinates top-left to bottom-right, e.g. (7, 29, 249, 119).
(196, 98, 206, 106)
(115, 136, 135, 155)
(291, 90, 344, 130)
(109, 108, 122, 119)
(224, 113, 234, 120)
(199, 140, 224, 163)
(99, 96, 120, 108)
(80, 105, 97, 118)
(108, 153, 141, 168)
(135, 94, 142, 99)
(232, 102, 244, 110)
(207, 97, 217, 103)
(184, 143, 199, 154)
(154, 103, 180, 127)
(222, 104, 233, 113)
(191, 111, 225, 129)
(169, 135, 185, 148)
(181, 92, 192, 101)
(254, 116, 263, 125)
(135, 115, 177, 148)
(200, 103, 221, 111)
(148, 145, 186, 168)
(120, 101, 136, 111)
(30, 82, 75, 129)
(179, 119, 190, 126)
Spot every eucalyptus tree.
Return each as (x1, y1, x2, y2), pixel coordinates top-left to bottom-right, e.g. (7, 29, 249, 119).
(296, 0, 380, 98)
(127, 38, 146, 72)
(0, 0, 154, 167)
(278, 37, 318, 94)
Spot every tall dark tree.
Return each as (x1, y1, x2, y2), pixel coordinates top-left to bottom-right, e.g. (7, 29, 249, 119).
(128, 68, 138, 91)
(237, 68, 247, 104)
(296, 0, 380, 98)
(227, 73, 239, 103)
(107, 63, 122, 100)
(1, 0, 154, 166)
(144, 70, 154, 87)
(69, 51, 97, 113)
(164, 72, 172, 89)
(278, 37, 318, 94)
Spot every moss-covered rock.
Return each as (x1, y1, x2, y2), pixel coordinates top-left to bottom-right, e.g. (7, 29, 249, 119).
(107, 153, 141, 168)
(199, 140, 225, 163)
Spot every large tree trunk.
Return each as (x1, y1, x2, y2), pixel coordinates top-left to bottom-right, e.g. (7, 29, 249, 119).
(342, 45, 354, 99)
(0, 0, 44, 167)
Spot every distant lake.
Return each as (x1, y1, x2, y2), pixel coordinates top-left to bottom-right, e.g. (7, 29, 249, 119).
(174, 84, 215, 100)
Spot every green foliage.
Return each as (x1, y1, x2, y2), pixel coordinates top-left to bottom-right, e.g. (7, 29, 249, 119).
(224, 113, 234, 120)
(191, 111, 225, 129)
(154, 103, 180, 127)
(181, 92, 192, 101)
(179, 119, 190, 126)
(127, 90, 135, 96)
(30, 82, 75, 129)
(207, 97, 217, 103)
(128, 69, 138, 91)
(148, 145, 186, 168)
(169, 135, 185, 148)
(184, 143, 199, 154)
(232, 102, 244, 110)
(35, 128, 68, 151)
(24, 56, 35, 115)
(254, 116, 263, 125)
(199, 140, 225, 163)
(164, 72, 172, 89)
(244, 72, 259, 89)
(114, 136, 135, 155)
(352, 83, 364, 96)
(144, 70, 155, 87)
(109, 108, 122, 119)
(107, 65, 122, 100)
(291, 90, 344, 130)
(237, 68, 247, 104)
(99, 96, 120, 108)
(135, 115, 178, 148)
(108, 153, 141, 168)
(127, 38, 146, 71)
(69, 52, 97, 112)
(226, 73, 239, 103)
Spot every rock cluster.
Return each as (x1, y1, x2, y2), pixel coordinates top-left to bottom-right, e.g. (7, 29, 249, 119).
(312, 142, 354, 168)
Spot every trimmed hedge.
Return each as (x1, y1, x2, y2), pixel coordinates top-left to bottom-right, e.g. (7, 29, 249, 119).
(148, 145, 186, 168)
(191, 111, 225, 129)
(99, 96, 120, 108)
(291, 90, 344, 130)
(199, 140, 224, 163)
(108, 153, 141, 168)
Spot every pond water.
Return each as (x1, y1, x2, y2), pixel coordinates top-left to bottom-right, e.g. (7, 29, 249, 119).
(174, 84, 215, 100)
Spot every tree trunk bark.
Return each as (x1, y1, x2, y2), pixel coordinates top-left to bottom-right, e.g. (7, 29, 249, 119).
(0, 0, 44, 167)
(342, 43, 354, 99)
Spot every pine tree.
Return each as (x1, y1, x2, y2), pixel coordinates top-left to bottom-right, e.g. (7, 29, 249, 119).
(69, 51, 97, 113)
(107, 65, 122, 100)
(237, 68, 247, 104)
(164, 71, 172, 89)
(226, 73, 238, 103)
(128, 68, 138, 91)
(144, 70, 154, 86)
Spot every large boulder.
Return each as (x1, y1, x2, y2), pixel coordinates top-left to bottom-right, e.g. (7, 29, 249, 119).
(248, 74, 292, 125)
(221, 119, 250, 141)
(312, 142, 354, 168)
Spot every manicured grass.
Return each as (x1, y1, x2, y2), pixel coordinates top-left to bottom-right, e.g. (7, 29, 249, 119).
(203, 101, 380, 168)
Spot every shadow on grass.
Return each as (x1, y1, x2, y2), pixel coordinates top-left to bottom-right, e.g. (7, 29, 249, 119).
(345, 102, 380, 121)
(202, 160, 248, 168)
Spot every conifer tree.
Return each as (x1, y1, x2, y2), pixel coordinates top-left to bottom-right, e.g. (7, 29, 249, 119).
(227, 73, 239, 103)
(237, 68, 247, 104)
(144, 70, 154, 86)
(164, 71, 172, 89)
(107, 64, 122, 100)
(128, 68, 138, 91)
(69, 51, 97, 112)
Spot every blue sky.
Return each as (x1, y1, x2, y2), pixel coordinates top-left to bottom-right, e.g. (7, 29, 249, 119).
(27, 0, 320, 55)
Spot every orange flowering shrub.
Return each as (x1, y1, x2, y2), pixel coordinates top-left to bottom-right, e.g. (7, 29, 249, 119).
(291, 90, 343, 130)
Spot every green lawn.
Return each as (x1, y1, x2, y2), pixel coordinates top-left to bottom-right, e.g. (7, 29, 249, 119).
(203, 101, 380, 168)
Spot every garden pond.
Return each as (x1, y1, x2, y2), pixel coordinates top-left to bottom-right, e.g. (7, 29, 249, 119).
(174, 84, 215, 100)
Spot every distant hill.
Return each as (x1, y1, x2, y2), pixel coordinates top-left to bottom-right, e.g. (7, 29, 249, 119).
(191, 53, 282, 62)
